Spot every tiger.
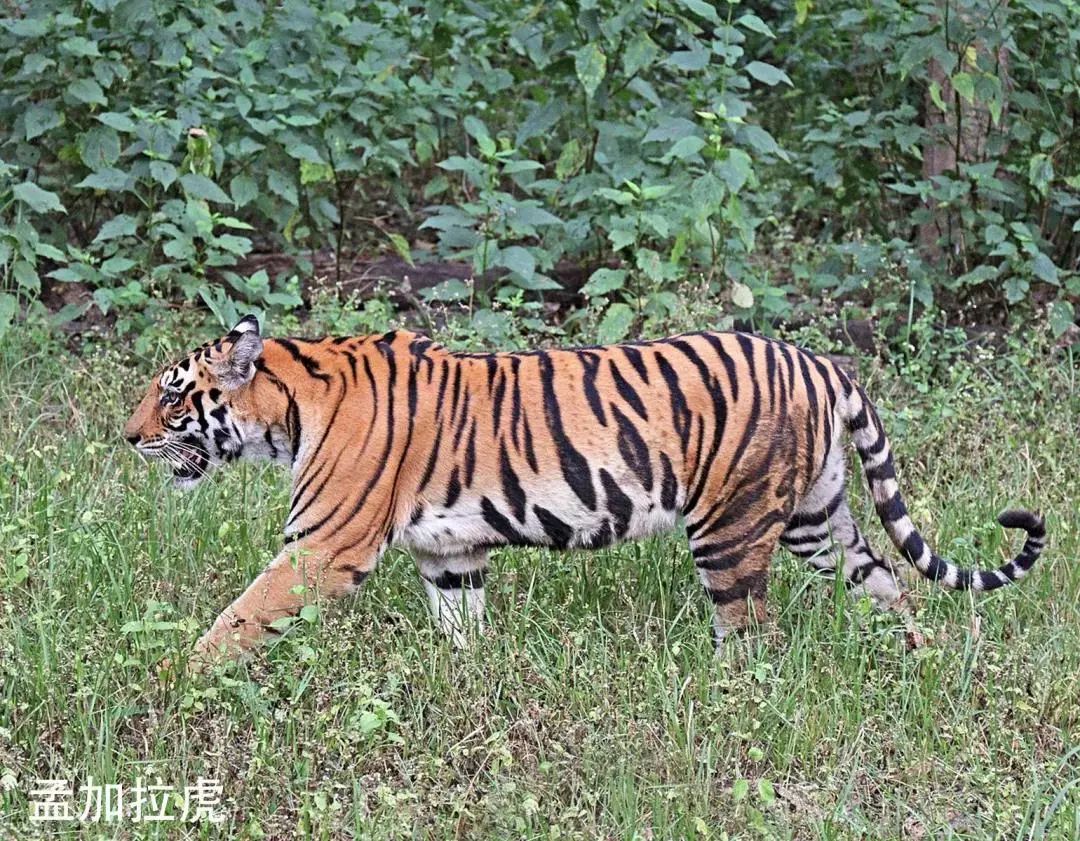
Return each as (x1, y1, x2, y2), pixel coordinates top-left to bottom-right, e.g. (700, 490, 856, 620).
(123, 315, 1046, 665)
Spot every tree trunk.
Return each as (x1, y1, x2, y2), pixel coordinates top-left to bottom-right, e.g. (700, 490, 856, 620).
(919, 1, 1011, 267)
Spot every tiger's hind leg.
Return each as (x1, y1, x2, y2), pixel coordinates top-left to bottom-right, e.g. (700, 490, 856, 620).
(783, 454, 902, 608)
(687, 505, 789, 645)
(413, 551, 487, 648)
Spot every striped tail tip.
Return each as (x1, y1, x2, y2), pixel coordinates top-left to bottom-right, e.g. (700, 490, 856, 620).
(997, 509, 1046, 538)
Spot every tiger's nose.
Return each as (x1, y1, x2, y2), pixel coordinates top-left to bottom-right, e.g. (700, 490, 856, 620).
(125, 434, 141, 446)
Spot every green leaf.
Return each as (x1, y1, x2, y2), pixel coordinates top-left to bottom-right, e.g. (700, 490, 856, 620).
(299, 160, 334, 185)
(929, 81, 946, 112)
(60, 36, 100, 58)
(597, 303, 634, 343)
(665, 136, 706, 161)
(737, 13, 775, 37)
(288, 143, 326, 165)
(180, 173, 232, 205)
(1028, 154, 1053, 198)
(25, 103, 63, 141)
(230, 174, 258, 207)
(267, 170, 298, 206)
(299, 604, 319, 624)
(67, 78, 107, 105)
(1031, 252, 1058, 285)
(97, 112, 136, 132)
(581, 268, 627, 297)
(149, 161, 178, 189)
(951, 72, 975, 104)
(757, 779, 776, 804)
(1004, 276, 1029, 304)
(984, 224, 1007, 245)
(731, 281, 755, 309)
(732, 779, 750, 802)
(94, 214, 139, 243)
(718, 149, 754, 193)
(13, 182, 66, 214)
(76, 168, 129, 191)
(1048, 299, 1075, 338)
(77, 126, 121, 170)
(575, 44, 607, 99)
(13, 261, 40, 292)
(100, 256, 136, 275)
(499, 246, 536, 282)
(386, 232, 414, 267)
(744, 61, 792, 87)
(623, 33, 658, 77)
(0, 293, 17, 338)
(679, 0, 720, 22)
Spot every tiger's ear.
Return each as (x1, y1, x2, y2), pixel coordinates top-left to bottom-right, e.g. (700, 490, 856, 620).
(216, 316, 263, 389)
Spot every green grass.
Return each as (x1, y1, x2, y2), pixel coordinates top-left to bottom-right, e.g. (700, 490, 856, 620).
(1, 319, 1079, 839)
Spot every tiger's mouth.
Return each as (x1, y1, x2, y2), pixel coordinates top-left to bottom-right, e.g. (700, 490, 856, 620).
(171, 446, 208, 482)
(139, 435, 210, 487)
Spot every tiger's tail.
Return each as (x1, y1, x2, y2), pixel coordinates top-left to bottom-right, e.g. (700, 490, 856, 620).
(842, 383, 1045, 590)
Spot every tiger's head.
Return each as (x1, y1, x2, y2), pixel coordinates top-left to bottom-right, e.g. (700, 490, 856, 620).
(124, 315, 266, 489)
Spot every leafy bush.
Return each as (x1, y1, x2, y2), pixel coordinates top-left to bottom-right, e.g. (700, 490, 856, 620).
(0, 0, 1076, 339)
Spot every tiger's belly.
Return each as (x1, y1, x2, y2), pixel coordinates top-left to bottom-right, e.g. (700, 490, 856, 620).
(397, 479, 681, 559)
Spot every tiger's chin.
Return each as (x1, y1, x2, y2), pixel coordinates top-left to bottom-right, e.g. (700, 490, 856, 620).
(171, 471, 205, 491)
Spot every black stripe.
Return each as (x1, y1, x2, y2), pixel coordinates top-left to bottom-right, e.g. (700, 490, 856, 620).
(704, 574, 763, 605)
(417, 424, 444, 493)
(848, 404, 869, 431)
(698, 332, 740, 403)
(463, 420, 478, 486)
(600, 469, 632, 538)
(787, 489, 845, 528)
(510, 357, 523, 452)
(656, 353, 692, 453)
(191, 390, 209, 433)
(445, 466, 462, 507)
(480, 496, 528, 543)
(621, 345, 650, 383)
(613, 404, 654, 492)
(673, 337, 728, 513)
(764, 341, 777, 408)
(694, 554, 741, 571)
(865, 458, 897, 484)
(609, 359, 648, 420)
(781, 530, 830, 548)
(714, 334, 760, 495)
(276, 338, 332, 385)
(428, 569, 485, 590)
(534, 505, 573, 549)
(499, 442, 526, 522)
(452, 389, 472, 450)
(660, 452, 678, 510)
(539, 353, 597, 510)
(876, 491, 907, 523)
(856, 431, 887, 460)
(580, 352, 607, 426)
(449, 363, 463, 425)
(492, 368, 507, 431)
(522, 411, 538, 473)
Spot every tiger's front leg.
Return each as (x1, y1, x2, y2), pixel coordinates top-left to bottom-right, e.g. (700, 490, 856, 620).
(190, 542, 378, 669)
(413, 551, 488, 648)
